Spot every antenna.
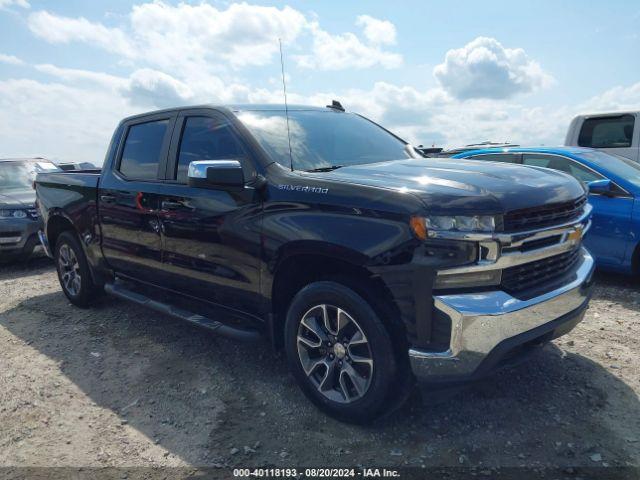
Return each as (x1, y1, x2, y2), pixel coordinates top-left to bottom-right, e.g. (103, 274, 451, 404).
(279, 38, 294, 172)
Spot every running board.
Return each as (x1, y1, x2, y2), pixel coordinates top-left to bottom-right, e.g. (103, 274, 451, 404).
(104, 283, 262, 343)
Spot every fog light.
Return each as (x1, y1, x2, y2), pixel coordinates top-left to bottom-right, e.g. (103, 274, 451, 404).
(434, 269, 502, 289)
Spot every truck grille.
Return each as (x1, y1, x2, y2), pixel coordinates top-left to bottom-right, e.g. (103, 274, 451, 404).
(501, 248, 581, 296)
(503, 196, 586, 232)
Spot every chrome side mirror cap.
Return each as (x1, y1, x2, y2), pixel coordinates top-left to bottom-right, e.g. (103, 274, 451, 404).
(187, 160, 244, 190)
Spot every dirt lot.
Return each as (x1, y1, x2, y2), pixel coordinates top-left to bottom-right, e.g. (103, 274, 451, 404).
(1, 257, 639, 473)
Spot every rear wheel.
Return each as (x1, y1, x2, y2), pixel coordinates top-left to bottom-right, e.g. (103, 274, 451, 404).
(54, 231, 101, 307)
(284, 281, 399, 423)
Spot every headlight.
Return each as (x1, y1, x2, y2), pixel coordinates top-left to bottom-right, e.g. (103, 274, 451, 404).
(0, 209, 28, 219)
(425, 215, 496, 233)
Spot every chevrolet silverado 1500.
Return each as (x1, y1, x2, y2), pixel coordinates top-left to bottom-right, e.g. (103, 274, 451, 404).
(35, 104, 595, 422)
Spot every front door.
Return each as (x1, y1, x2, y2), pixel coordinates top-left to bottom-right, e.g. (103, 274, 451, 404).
(98, 114, 175, 284)
(157, 110, 263, 316)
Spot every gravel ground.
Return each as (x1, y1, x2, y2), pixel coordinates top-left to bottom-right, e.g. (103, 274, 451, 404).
(0, 257, 639, 472)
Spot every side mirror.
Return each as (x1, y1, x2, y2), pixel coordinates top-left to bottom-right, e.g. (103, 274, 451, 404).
(587, 179, 612, 195)
(188, 160, 244, 190)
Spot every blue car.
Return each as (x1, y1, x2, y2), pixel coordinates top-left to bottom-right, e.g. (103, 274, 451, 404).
(452, 147, 640, 275)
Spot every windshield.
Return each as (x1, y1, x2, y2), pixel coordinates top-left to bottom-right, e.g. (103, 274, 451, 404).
(580, 151, 640, 189)
(236, 110, 413, 171)
(0, 160, 59, 190)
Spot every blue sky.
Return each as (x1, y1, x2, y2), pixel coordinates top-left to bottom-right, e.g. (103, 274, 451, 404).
(0, 0, 639, 164)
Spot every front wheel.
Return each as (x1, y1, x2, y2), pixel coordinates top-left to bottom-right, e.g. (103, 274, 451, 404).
(284, 281, 399, 423)
(54, 231, 101, 307)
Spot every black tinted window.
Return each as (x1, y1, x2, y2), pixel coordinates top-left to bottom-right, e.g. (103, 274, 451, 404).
(119, 120, 169, 180)
(578, 115, 635, 148)
(176, 116, 245, 183)
(522, 154, 602, 183)
(468, 153, 519, 163)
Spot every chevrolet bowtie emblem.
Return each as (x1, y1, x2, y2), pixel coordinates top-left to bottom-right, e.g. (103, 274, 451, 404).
(567, 225, 584, 242)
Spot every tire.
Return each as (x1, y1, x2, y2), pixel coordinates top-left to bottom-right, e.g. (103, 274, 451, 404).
(284, 281, 398, 423)
(54, 231, 101, 307)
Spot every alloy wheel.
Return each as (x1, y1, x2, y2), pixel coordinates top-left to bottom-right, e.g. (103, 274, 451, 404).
(58, 244, 81, 297)
(296, 304, 374, 403)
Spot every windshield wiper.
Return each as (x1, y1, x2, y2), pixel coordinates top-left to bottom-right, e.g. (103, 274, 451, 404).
(305, 165, 345, 172)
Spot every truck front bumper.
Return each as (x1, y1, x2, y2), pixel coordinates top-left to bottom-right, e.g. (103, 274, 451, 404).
(409, 247, 595, 381)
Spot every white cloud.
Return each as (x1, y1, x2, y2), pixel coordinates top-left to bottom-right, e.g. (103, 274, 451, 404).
(122, 68, 194, 108)
(0, 0, 29, 9)
(356, 15, 396, 45)
(28, 2, 306, 71)
(35, 63, 126, 88)
(128, 1, 307, 70)
(0, 53, 24, 65)
(0, 78, 133, 164)
(579, 81, 640, 112)
(295, 21, 402, 70)
(433, 36, 554, 100)
(28, 11, 133, 57)
(27, 3, 401, 73)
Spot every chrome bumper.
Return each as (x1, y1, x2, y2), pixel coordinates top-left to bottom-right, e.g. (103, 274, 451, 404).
(409, 247, 594, 379)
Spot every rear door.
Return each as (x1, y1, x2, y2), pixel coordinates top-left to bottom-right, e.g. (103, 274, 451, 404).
(521, 153, 634, 266)
(577, 114, 639, 161)
(156, 108, 264, 316)
(98, 113, 176, 283)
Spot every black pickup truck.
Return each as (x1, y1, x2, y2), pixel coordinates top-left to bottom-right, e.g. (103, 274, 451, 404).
(36, 104, 595, 422)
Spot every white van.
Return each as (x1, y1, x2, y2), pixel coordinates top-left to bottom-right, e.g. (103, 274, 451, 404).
(565, 112, 639, 161)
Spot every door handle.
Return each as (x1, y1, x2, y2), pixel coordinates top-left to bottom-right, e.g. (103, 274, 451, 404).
(161, 200, 184, 210)
(100, 194, 116, 204)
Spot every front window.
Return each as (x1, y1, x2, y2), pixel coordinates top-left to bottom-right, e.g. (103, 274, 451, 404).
(0, 160, 59, 190)
(236, 110, 413, 171)
(175, 116, 246, 183)
(580, 150, 640, 189)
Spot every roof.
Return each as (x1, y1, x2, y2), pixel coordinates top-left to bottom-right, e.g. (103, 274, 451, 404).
(120, 103, 340, 123)
(452, 146, 595, 157)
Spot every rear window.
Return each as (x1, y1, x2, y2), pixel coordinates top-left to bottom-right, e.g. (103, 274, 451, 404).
(578, 114, 635, 149)
(119, 119, 169, 180)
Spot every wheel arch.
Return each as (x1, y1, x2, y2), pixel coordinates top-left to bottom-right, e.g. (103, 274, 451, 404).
(46, 212, 77, 252)
(46, 212, 107, 286)
(269, 249, 408, 355)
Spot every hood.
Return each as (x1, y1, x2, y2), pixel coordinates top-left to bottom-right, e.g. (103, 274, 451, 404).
(0, 188, 36, 208)
(315, 158, 585, 214)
